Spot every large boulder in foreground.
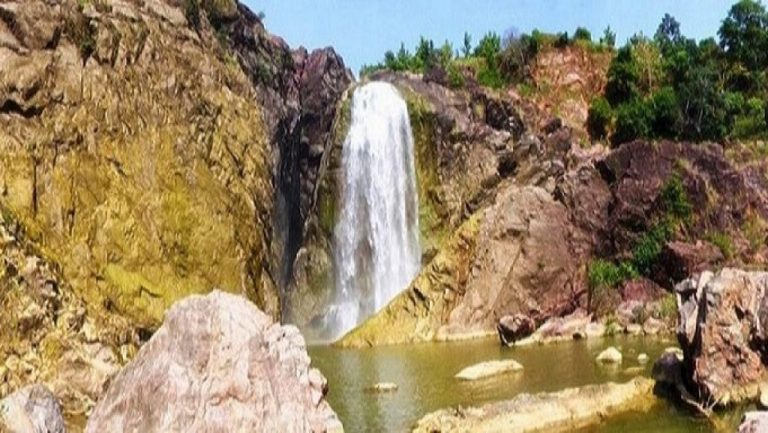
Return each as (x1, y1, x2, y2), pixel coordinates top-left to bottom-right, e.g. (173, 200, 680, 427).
(86, 291, 342, 433)
(0, 384, 65, 433)
(676, 269, 768, 404)
(413, 377, 654, 433)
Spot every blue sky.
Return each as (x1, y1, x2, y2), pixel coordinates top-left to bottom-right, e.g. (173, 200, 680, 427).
(242, 1, 736, 74)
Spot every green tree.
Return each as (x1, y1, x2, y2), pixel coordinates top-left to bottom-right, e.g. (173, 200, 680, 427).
(654, 13, 683, 54)
(719, 0, 768, 72)
(474, 32, 502, 62)
(414, 37, 436, 70)
(605, 45, 641, 106)
(601, 26, 616, 47)
(462, 32, 472, 57)
(574, 27, 592, 42)
(612, 98, 654, 145)
(587, 97, 613, 140)
(650, 86, 682, 138)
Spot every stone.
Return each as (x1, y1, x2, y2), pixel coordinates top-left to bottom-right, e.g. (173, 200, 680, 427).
(414, 378, 654, 433)
(739, 412, 768, 433)
(625, 324, 643, 335)
(663, 347, 684, 361)
(526, 311, 593, 344)
(455, 360, 524, 381)
(368, 383, 398, 393)
(760, 386, 768, 410)
(497, 314, 535, 345)
(637, 353, 649, 364)
(0, 384, 65, 433)
(676, 268, 768, 403)
(652, 352, 684, 387)
(596, 347, 623, 364)
(85, 291, 342, 433)
(642, 317, 665, 335)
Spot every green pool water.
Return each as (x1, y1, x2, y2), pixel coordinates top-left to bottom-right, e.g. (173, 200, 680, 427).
(309, 336, 743, 433)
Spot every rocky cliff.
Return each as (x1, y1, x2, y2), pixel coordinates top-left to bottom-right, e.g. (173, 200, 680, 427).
(0, 0, 351, 425)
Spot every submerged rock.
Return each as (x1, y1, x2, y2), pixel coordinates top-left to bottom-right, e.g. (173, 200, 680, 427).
(413, 377, 654, 433)
(455, 360, 524, 381)
(85, 291, 342, 433)
(596, 347, 623, 364)
(368, 383, 398, 393)
(676, 268, 768, 404)
(0, 384, 65, 433)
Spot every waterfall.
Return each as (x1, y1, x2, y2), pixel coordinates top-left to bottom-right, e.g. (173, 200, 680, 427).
(326, 82, 421, 339)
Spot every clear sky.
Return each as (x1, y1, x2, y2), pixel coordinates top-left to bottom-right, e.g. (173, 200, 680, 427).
(242, 0, 737, 74)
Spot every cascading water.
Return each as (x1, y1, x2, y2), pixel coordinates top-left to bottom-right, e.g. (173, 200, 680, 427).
(325, 82, 421, 340)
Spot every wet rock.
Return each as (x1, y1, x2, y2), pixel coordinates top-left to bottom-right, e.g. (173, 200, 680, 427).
(739, 412, 768, 433)
(652, 352, 684, 387)
(625, 324, 643, 336)
(676, 268, 768, 403)
(523, 311, 593, 344)
(0, 384, 65, 433)
(642, 317, 665, 335)
(85, 291, 342, 433)
(497, 314, 535, 346)
(414, 378, 654, 433)
(455, 360, 523, 381)
(759, 386, 768, 410)
(596, 347, 623, 364)
(638, 353, 649, 364)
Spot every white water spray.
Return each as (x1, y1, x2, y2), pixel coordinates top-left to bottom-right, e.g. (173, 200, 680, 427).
(326, 82, 421, 340)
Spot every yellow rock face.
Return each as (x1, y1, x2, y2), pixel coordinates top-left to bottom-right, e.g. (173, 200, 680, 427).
(0, 0, 277, 331)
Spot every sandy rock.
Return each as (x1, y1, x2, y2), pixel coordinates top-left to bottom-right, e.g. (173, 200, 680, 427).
(414, 378, 654, 433)
(455, 360, 524, 381)
(0, 384, 65, 433)
(85, 291, 342, 433)
(596, 347, 623, 364)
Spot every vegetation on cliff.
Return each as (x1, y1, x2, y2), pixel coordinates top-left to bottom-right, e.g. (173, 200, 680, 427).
(589, 0, 768, 145)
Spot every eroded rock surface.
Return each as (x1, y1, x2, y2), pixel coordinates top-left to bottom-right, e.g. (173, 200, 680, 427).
(676, 268, 768, 404)
(85, 291, 342, 433)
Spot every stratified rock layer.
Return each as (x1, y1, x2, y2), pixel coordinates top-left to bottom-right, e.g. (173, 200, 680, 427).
(85, 291, 342, 433)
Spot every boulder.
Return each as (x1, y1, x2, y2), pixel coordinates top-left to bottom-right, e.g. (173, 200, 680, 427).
(676, 268, 768, 403)
(414, 378, 654, 433)
(637, 354, 649, 364)
(596, 347, 623, 364)
(85, 291, 342, 433)
(0, 384, 65, 433)
(739, 412, 768, 433)
(642, 317, 666, 335)
(625, 324, 643, 336)
(455, 360, 524, 381)
(497, 314, 535, 345)
(524, 310, 593, 344)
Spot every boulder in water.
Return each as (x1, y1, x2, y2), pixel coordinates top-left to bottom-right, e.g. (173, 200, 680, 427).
(596, 347, 623, 364)
(497, 314, 535, 345)
(0, 384, 65, 433)
(637, 353, 649, 364)
(85, 291, 342, 433)
(455, 360, 523, 381)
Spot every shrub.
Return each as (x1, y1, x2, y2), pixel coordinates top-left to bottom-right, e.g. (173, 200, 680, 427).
(587, 97, 613, 140)
(631, 222, 673, 275)
(650, 86, 682, 138)
(659, 175, 692, 221)
(588, 259, 637, 289)
(612, 98, 653, 146)
(706, 231, 734, 259)
(574, 27, 592, 42)
(446, 63, 465, 89)
(554, 32, 570, 48)
(605, 46, 641, 106)
(733, 97, 767, 137)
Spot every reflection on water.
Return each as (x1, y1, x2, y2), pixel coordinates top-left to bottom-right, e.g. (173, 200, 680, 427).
(309, 336, 740, 433)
